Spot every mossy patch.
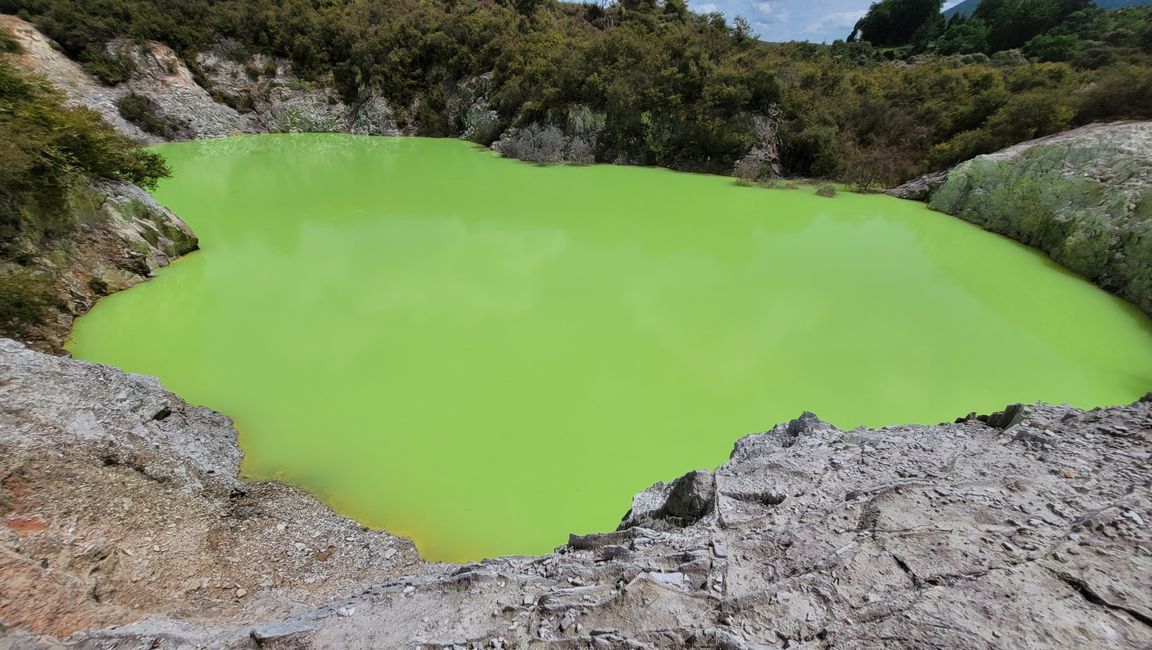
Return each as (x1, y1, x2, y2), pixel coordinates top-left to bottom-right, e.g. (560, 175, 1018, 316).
(932, 139, 1152, 314)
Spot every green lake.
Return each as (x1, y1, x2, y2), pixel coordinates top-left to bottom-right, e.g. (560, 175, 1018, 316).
(68, 133, 1152, 561)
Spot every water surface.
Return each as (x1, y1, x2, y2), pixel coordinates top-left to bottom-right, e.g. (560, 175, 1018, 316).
(69, 134, 1152, 560)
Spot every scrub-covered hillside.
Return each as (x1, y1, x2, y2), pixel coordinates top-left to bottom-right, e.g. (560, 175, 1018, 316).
(3, 0, 1151, 185)
(0, 34, 194, 349)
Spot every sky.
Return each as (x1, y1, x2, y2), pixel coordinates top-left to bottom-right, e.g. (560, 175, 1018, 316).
(687, 0, 964, 43)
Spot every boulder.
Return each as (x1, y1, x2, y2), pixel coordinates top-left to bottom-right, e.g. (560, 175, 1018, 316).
(920, 121, 1152, 316)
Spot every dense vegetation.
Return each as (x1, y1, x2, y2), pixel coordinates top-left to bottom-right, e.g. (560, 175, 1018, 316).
(2, 0, 1151, 185)
(0, 36, 168, 334)
(0, 49, 167, 252)
(855, 0, 1152, 59)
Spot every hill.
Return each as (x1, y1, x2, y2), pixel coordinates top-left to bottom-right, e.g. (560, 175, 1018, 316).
(945, 0, 1152, 18)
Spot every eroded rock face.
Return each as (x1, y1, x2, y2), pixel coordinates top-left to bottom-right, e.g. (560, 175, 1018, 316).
(0, 340, 423, 640)
(0, 16, 250, 143)
(886, 169, 948, 201)
(108, 39, 251, 139)
(904, 121, 1152, 316)
(0, 16, 403, 143)
(1, 339, 1149, 648)
(0, 181, 198, 354)
(0, 15, 148, 141)
(732, 112, 783, 181)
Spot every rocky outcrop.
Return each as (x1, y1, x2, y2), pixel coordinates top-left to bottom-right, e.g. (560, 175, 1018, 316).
(732, 111, 783, 181)
(0, 16, 156, 142)
(886, 169, 948, 201)
(2, 338, 1150, 647)
(108, 39, 251, 139)
(491, 105, 605, 165)
(898, 121, 1152, 316)
(450, 74, 501, 145)
(0, 16, 401, 142)
(0, 339, 422, 640)
(0, 16, 252, 142)
(0, 181, 198, 354)
(194, 48, 402, 136)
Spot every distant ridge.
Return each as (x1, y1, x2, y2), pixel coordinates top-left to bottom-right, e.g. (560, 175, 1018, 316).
(943, 0, 1152, 18)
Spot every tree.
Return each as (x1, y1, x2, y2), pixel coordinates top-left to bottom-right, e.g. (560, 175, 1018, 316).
(973, 0, 1091, 51)
(854, 0, 944, 46)
(935, 15, 991, 53)
(732, 16, 755, 43)
(1024, 33, 1084, 60)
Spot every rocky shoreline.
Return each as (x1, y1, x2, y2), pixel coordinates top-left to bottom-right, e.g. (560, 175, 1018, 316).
(0, 177, 198, 355)
(891, 121, 1152, 317)
(2, 338, 1150, 647)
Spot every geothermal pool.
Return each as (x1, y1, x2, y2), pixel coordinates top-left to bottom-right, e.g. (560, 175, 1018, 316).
(68, 134, 1152, 560)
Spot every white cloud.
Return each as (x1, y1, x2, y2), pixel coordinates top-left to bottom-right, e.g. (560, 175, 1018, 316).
(803, 9, 866, 39)
(695, 0, 883, 43)
(754, 1, 790, 23)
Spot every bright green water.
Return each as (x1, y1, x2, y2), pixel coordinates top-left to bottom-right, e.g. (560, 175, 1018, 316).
(69, 134, 1152, 561)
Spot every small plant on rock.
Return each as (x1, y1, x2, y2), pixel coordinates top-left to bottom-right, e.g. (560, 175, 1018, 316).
(116, 93, 187, 139)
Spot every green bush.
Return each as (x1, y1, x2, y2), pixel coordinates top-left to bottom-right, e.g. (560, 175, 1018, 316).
(81, 50, 137, 86)
(116, 92, 187, 139)
(0, 58, 169, 256)
(0, 29, 19, 54)
(0, 269, 57, 339)
(1024, 34, 1084, 61)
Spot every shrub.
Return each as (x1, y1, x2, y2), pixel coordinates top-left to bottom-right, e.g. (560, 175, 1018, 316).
(1077, 64, 1152, 121)
(0, 30, 19, 54)
(1024, 34, 1084, 61)
(219, 92, 256, 113)
(788, 125, 842, 179)
(116, 93, 187, 139)
(816, 184, 838, 197)
(81, 50, 137, 86)
(495, 124, 569, 164)
(0, 269, 57, 339)
(0, 58, 170, 257)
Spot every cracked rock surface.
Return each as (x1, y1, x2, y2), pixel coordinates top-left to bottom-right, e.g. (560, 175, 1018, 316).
(2, 339, 1150, 648)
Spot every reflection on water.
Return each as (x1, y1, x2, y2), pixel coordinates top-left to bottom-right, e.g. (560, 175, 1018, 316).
(69, 134, 1152, 561)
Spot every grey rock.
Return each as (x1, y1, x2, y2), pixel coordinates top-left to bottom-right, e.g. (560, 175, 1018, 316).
(733, 111, 783, 181)
(662, 470, 716, 523)
(348, 96, 400, 136)
(109, 38, 250, 139)
(0, 177, 197, 354)
(251, 620, 319, 647)
(491, 105, 604, 165)
(927, 120, 1152, 316)
(1, 346, 1148, 647)
(886, 169, 949, 200)
(493, 123, 588, 165)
